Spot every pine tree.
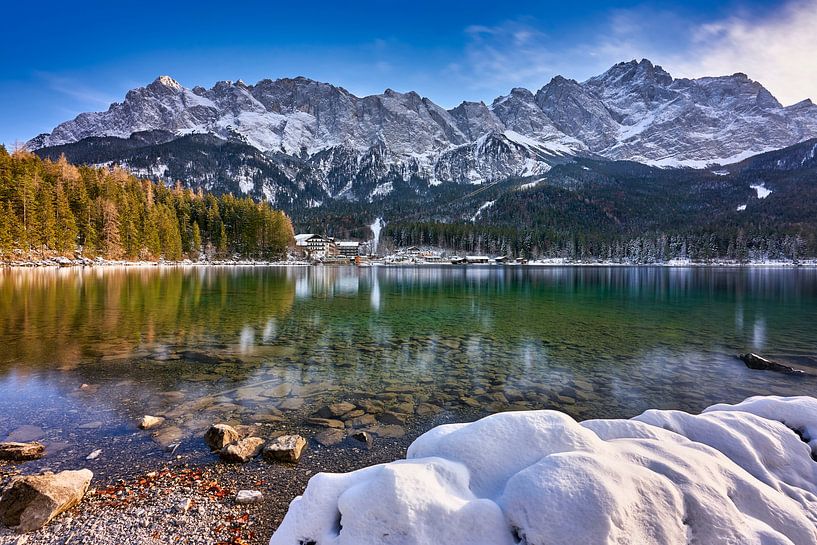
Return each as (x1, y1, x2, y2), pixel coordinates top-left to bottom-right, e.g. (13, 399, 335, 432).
(101, 199, 123, 260)
(191, 221, 202, 259)
(54, 183, 78, 255)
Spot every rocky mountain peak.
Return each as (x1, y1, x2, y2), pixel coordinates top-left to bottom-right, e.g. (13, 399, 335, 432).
(26, 59, 817, 189)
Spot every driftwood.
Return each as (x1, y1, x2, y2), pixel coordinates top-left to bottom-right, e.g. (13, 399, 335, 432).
(739, 353, 804, 375)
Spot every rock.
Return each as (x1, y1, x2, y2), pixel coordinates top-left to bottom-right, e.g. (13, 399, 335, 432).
(220, 437, 264, 463)
(366, 424, 406, 438)
(138, 415, 164, 430)
(235, 490, 263, 505)
(263, 435, 307, 463)
(340, 409, 366, 420)
(314, 429, 345, 447)
(346, 414, 377, 428)
(249, 413, 284, 424)
(85, 449, 102, 461)
(151, 426, 184, 448)
(316, 402, 357, 419)
(377, 411, 407, 425)
(0, 469, 93, 533)
(77, 421, 103, 430)
(176, 498, 192, 514)
(204, 424, 240, 450)
(6, 426, 44, 443)
(278, 398, 304, 411)
(305, 417, 345, 429)
(415, 403, 442, 417)
(351, 431, 374, 449)
(0, 442, 45, 461)
(739, 353, 804, 375)
(357, 399, 385, 414)
(393, 402, 415, 414)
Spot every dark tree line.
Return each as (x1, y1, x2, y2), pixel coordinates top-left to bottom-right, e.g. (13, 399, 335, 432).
(0, 147, 294, 261)
(384, 221, 813, 263)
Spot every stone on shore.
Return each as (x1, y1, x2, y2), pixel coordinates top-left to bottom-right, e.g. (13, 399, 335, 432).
(0, 442, 45, 461)
(204, 424, 240, 450)
(236, 490, 264, 505)
(0, 469, 93, 533)
(220, 437, 264, 463)
(263, 435, 307, 463)
(314, 429, 345, 447)
(138, 415, 164, 430)
(351, 431, 374, 449)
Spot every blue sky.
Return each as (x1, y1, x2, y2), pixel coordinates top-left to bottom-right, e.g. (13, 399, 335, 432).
(2, 0, 814, 148)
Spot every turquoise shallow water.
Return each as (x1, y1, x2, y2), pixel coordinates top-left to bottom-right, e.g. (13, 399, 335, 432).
(0, 266, 815, 469)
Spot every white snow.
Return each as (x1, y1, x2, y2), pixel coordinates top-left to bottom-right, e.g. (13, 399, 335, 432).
(519, 178, 544, 190)
(751, 183, 772, 199)
(369, 217, 384, 254)
(737, 204, 747, 211)
(271, 396, 817, 545)
(471, 200, 495, 222)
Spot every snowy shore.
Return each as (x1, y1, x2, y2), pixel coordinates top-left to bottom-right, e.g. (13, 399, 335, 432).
(271, 396, 817, 545)
(4, 257, 816, 268)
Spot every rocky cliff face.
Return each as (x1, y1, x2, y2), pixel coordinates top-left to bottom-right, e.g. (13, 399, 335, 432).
(29, 59, 817, 202)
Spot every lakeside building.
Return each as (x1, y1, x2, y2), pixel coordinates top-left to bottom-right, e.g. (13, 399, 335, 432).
(337, 241, 361, 258)
(295, 234, 338, 259)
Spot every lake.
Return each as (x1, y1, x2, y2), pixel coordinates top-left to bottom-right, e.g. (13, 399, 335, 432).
(1, 265, 816, 472)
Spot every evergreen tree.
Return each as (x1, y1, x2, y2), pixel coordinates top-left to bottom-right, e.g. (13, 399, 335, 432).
(54, 183, 78, 254)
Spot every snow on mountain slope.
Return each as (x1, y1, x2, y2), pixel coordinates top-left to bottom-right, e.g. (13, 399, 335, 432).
(270, 396, 817, 545)
(27, 59, 817, 193)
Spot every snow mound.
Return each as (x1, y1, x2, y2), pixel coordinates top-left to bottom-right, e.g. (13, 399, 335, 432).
(270, 397, 817, 545)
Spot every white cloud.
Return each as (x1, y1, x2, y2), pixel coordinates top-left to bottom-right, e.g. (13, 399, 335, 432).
(34, 71, 117, 108)
(665, 0, 817, 105)
(449, 1, 817, 105)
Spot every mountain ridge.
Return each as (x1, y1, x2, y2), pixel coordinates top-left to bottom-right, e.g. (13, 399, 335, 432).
(28, 59, 817, 206)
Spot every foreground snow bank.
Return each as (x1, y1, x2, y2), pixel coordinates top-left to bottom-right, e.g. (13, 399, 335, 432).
(270, 396, 817, 545)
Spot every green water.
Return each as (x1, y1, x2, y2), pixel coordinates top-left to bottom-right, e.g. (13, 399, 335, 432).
(1, 266, 815, 468)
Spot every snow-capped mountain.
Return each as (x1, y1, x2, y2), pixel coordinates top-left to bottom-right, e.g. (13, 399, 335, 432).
(29, 59, 817, 202)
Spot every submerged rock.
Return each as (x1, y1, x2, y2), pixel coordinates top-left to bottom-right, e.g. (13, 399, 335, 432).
(346, 414, 377, 428)
(204, 424, 240, 450)
(739, 353, 804, 375)
(263, 435, 307, 463)
(0, 442, 45, 461)
(138, 415, 164, 430)
(0, 469, 93, 533)
(316, 402, 356, 419)
(6, 426, 44, 443)
(305, 417, 345, 429)
(220, 437, 264, 463)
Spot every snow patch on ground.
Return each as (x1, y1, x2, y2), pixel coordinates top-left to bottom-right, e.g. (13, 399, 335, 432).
(471, 200, 495, 222)
(737, 204, 747, 211)
(270, 396, 817, 545)
(519, 178, 545, 190)
(751, 183, 772, 199)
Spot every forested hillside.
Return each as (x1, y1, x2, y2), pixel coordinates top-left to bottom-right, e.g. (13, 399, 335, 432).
(0, 147, 294, 261)
(382, 154, 817, 261)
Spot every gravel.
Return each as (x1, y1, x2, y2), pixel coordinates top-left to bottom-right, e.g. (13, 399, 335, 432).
(0, 439, 411, 545)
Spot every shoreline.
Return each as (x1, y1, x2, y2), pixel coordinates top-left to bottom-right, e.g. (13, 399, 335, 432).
(2, 259, 817, 269)
(0, 410, 470, 545)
